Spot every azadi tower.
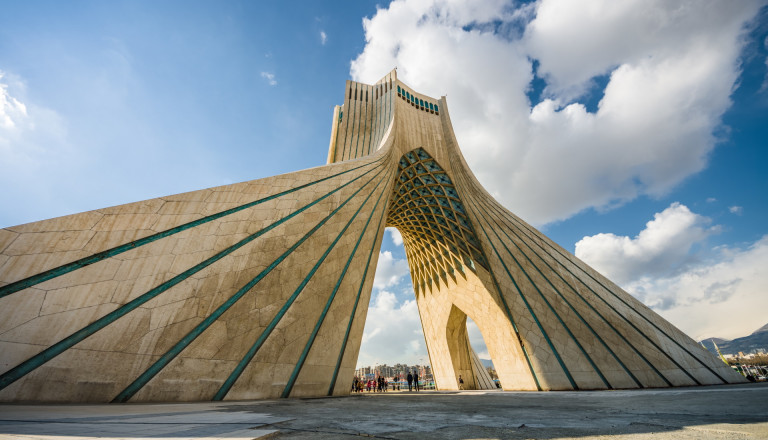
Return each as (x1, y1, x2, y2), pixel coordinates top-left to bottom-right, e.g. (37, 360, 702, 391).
(0, 70, 744, 402)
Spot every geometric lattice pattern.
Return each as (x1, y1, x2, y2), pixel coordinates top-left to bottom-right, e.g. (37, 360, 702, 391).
(387, 148, 487, 295)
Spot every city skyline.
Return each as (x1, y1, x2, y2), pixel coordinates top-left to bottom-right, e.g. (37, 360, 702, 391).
(1, 1, 767, 369)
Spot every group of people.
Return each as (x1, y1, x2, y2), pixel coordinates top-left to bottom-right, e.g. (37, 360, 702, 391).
(352, 376, 390, 393)
(406, 371, 420, 392)
(351, 371, 422, 393)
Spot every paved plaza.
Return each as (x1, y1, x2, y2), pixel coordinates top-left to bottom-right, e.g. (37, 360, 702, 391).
(0, 382, 766, 439)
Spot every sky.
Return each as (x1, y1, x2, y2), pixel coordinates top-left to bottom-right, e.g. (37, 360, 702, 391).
(1, 0, 767, 369)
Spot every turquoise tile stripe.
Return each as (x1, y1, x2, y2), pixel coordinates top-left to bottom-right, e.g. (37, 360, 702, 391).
(474, 254, 543, 391)
(282, 166, 393, 398)
(466, 194, 612, 389)
(212, 163, 392, 401)
(0, 157, 385, 300)
(453, 173, 577, 389)
(479, 199, 713, 385)
(476, 195, 670, 387)
(113, 163, 389, 403)
(0, 162, 384, 394)
(471, 198, 578, 388)
(326, 175, 390, 396)
(440, 157, 543, 390)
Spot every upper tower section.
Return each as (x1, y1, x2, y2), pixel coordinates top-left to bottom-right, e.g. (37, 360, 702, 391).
(327, 69, 445, 164)
(327, 70, 396, 163)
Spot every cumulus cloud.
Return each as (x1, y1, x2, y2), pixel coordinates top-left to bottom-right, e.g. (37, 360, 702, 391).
(350, 0, 763, 225)
(729, 205, 743, 215)
(628, 236, 768, 340)
(576, 204, 768, 340)
(357, 290, 425, 367)
(386, 227, 403, 246)
(575, 202, 717, 284)
(372, 250, 410, 289)
(0, 70, 75, 225)
(260, 71, 277, 86)
(0, 71, 29, 132)
(320, 31, 328, 45)
(761, 35, 768, 92)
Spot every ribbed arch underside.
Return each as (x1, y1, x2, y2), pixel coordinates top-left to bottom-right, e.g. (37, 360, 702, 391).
(386, 148, 487, 295)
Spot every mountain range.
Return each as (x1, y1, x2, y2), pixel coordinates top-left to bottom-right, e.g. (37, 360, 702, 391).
(700, 322, 768, 355)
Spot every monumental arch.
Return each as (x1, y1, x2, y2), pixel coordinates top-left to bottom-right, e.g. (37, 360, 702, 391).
(0, 70, 744, 402)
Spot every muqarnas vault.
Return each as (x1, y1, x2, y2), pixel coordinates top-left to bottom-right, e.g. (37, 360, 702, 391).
(0, 70, 744, 402)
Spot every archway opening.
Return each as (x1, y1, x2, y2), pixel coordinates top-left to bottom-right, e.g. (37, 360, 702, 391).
(445, 304, 498, 390)
(466, 315, 500, 389)
(354, 227, 432, 387)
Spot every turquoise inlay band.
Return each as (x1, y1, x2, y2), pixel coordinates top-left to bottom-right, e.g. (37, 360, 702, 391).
(282, 166, 392, 398)
(440, 156, 541, 390)
(0, 157, 385, 300)
(442, 154, 576, 390)
(479, 249, 543, 391)
(465, 194, 578, 389)
(480, 201, 704, 386)
(469, 197, 612, 389)
(477, 196, 719, 385)
(476, 196, 668, 388)
(326, 178, 390, 396)
(111, 165, 389, 403)
(0, 163, 384, 394)
(212, 164, 390, 401)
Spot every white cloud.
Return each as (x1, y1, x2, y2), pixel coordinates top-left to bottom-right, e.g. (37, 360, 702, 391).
(729, 205, 743, 215)
(260, 71, 277, 86)
(372, 250, 410, 289)
(575, 202, 716, 285)
(320, 31, 328, 45)
(628, 236, 768, 341)
(761, 35, 768, 92)
(576, 203, 768, 341)
(350, 0, 763, 225)
(706, 197, 717, 203)
(0, 70, 77, 224)
(357, 290, 426, 367)
(0, 71, 28, 131)
(386, 227, 403, 246)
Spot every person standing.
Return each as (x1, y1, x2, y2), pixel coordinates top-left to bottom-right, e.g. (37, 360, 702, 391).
(458, 375, 464, 390)
(406, 372, 413, 392)
(414, 371, 420, 392)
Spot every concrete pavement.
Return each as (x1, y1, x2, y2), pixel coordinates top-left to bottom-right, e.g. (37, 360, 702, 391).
(1, 382, 766, 439)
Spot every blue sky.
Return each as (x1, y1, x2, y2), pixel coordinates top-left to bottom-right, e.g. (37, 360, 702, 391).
(1, 1, 767, 368)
